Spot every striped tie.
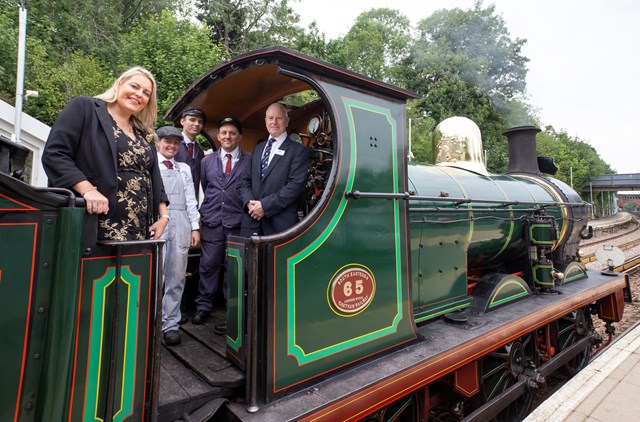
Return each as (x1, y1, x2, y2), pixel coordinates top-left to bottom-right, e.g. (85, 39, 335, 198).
(261, 138, 275, 178)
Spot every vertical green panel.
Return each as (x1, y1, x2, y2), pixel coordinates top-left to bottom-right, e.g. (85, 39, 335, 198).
(35, 208, 85, 422)
(226, 237, 246, 367)
(64, 250, 154, 422)
(0, 223, 38, 422)
(267, 87, 415, 397)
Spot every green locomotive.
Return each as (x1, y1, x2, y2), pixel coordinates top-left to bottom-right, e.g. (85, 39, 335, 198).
(0, 47, 628, 422)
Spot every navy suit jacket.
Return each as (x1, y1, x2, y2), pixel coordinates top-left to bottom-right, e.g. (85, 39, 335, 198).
(239, 136, 309, 236)
(175, 139, 205, 200)
(42, 96, 168, 214)
(199, 149, 251, 232)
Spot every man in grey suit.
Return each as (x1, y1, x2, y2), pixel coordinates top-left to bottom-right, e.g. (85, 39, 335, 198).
(192, 116, 251, 327)
(239, 103, 309, 237)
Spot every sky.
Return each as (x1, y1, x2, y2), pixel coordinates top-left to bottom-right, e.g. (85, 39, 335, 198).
(296, 0, 640, 174)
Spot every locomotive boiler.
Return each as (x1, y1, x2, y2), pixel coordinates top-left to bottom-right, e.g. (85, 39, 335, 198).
(0, 46, 629, 422)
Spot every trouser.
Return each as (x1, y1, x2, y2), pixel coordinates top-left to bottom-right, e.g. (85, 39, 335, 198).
(161, 209, 190, 333)
(196, 224, 239, 312)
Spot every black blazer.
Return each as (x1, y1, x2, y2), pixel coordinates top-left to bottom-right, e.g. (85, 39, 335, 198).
(42, 96, 168, 214)
(175, 140, 205, 200)
(239, 136, 309, 236)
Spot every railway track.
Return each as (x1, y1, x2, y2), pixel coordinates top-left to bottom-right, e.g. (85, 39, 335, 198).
(529, 223, 640, 415)
(580, 219, 640, 264)
(580, 222, 639, 250)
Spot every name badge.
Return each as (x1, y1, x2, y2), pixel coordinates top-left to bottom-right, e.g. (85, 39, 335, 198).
(274, 149, 285, 156)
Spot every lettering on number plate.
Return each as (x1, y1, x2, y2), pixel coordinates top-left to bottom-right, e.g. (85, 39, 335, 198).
(328, 265, 376, 316)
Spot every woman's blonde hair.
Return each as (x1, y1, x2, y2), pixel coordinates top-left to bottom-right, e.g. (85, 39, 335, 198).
(95, 67, 158, 135)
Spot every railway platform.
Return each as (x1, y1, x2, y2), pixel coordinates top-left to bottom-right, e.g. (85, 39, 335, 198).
(590, 211, 633, 234)
(524, 322, 640, 422)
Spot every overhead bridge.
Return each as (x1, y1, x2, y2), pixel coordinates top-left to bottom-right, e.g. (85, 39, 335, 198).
(584, 173, 640, 192)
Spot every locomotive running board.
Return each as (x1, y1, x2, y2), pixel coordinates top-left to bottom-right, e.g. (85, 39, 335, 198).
(224, 270, 626, 422)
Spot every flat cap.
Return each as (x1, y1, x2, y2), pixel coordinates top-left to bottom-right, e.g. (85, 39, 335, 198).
(181, 108, 206, 120)
(217, 116, 242, 134)
(156, 126, 183, 139)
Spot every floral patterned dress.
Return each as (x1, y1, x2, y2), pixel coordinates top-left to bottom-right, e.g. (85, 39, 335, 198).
(98, 118, 154, 241)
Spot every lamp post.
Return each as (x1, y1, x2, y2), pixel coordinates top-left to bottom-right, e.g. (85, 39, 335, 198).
(12, 0, 28, 144)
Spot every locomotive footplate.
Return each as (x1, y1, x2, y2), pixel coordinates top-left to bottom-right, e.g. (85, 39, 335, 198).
(222, 270, 626, 422)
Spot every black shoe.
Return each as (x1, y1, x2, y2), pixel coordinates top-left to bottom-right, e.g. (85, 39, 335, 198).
(163, 330, 181, 346)
(214, 321, 227, 335)
(192, 310, 209, 325)
(179, 313, 189, 324)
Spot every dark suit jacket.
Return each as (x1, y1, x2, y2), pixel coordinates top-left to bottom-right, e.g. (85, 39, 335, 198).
(175, 139, 205, 200)
(199, 149, 251, 230)
(239, 136, 309, 236)
(42, 96, 168, 215)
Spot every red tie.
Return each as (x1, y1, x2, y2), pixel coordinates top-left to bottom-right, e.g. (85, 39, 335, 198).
(163, 160, 173, 169)
(225, 153, 232, 174)
(187, 142, 194, 159)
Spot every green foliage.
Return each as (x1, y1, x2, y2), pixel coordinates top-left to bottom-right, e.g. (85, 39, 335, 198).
(119, 9, 226, 124)
(24, 49, 113, 125)
(414, 2, 528, 104)
(401, 2, 532, 173)
(196, 0, 302, 54)
(333, 8, 412, 84)
(536, 126, 613, 196)
(0, 11, 18, 103)
(2, 1, 175, 68)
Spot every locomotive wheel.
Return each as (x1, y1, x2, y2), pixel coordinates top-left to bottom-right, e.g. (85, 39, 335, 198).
(477, 332, 538, 421)
(362, 390, 421, 422)
(555, 307, 593, 375)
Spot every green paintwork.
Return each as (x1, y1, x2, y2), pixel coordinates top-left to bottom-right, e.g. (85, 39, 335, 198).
(225, 241, 245, 367)
(529, 223, 555, 245)
(64, 250, 155, 422)
(533, 263, 555, 287)
(259, 83, 415, 399)
(0, 222, 40, 422)
(561, 263, 588, 284)
(0, 206, 85, 422)
(489, 279, 531, 308)
(83, 266, 140, 422)
(408, 166, 568, 321)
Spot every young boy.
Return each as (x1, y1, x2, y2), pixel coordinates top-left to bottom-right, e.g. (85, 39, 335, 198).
(156, 126, 201, 346)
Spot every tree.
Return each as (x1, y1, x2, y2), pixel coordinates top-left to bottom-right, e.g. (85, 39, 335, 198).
(196, 0, 302, 55)
(119, 9, 226, 124)
(333, 8, 412, 84)
(1, 0, 176, 68)
(404, 1, 531, 173)
(414, 1, 528, 105)
(536, 126, 613, 198)
(24, 49, 113, 125)
(0, 10, 18, 104)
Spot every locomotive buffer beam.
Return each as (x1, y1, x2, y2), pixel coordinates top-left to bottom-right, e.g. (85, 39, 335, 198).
(462, 333, 596, 422)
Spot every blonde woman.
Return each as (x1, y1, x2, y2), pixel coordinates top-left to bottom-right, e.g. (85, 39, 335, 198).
(43, 67, 169, 241)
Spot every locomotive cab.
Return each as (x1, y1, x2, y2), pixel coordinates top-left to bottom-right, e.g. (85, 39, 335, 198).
(167, 47, 421, 403)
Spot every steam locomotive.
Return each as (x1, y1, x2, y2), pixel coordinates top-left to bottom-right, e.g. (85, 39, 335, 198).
(0, 47, 628, 422)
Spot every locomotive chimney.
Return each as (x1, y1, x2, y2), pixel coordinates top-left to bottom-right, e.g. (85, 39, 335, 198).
(503, 126, 541, 175)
